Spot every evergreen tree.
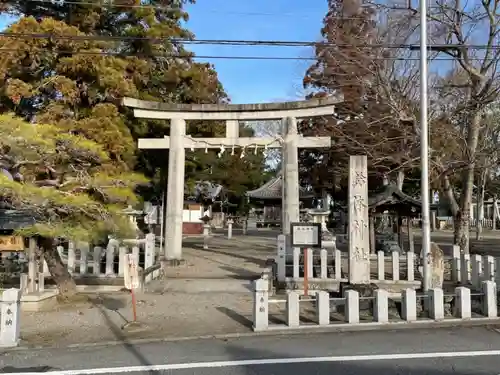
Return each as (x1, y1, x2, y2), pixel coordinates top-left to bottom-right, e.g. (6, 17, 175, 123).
(0, 1, 267, 200)
(0, 114, 146, 298)
(0, 2, 267, 296)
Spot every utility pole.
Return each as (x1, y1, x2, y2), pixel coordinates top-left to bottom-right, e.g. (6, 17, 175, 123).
(419, 0, 431, 293)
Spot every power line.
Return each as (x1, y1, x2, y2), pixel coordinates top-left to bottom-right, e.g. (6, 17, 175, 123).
(24, 0, 476, 13)
(0, 47, 490, 62)
(1, 31, 500, 50)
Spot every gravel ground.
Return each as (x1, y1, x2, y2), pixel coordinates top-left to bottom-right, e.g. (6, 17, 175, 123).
(16, 236, 275, 348)
(19, 290, 255, 347)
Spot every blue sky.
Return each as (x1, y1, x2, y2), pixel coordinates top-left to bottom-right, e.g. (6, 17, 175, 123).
(0, 1, 326, 104)
(184, 0, 327, 103)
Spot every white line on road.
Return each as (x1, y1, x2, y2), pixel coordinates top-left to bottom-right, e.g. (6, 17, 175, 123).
(13, 349, 500, 374)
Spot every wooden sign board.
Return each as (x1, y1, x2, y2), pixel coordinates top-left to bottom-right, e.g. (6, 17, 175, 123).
(0, 236, 24, 251)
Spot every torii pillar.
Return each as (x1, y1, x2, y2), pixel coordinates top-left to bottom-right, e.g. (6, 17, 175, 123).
(122, 97, 341, 264)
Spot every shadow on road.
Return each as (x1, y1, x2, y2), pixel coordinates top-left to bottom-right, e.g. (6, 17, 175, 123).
(89, 295, 158, 375)
(221, 343, 482, 375)
(216, 306, 253, 328)
(191, 244, 270, 267)
(0, 365, 57, 373)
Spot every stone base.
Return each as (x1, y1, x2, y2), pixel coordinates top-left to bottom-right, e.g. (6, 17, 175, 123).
(278, 279, 421, 294)
(121, 321, 148, 332)
(340, 282, 379, 311)
(20, 290, 58, 312)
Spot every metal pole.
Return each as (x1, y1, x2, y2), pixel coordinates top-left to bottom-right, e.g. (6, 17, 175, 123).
(420, 0, 431, 292)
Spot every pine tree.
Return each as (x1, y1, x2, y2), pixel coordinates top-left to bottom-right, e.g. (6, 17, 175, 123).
(0, 114, 147, 298)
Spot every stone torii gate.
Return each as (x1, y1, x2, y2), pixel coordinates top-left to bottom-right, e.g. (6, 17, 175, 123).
(122, 97, 341, 263)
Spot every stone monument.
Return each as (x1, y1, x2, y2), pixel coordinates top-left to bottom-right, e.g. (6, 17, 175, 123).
(419, 242, 444, 289)
(348, 155, 370, 284)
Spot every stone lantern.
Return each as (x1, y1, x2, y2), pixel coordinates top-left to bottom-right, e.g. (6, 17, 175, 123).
(307, 208, 336, 249)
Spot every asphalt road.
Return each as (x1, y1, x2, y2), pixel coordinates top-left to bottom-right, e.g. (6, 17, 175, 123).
(3, 326, 500, 374)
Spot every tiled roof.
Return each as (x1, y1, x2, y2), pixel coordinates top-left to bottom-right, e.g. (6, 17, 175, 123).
(246, 175, 314, 200)
(0, 210, 36, 230)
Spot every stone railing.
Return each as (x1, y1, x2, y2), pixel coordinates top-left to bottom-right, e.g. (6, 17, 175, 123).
(252, 279, 498, 332)
(17, 233, 157, 295)
(277, 237, 500, 288)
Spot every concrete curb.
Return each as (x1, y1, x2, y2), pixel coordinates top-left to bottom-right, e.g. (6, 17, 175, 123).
(6, 318, 500, 353)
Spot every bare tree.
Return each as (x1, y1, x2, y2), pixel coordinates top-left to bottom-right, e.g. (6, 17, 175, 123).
(417, 0, 500, 252)
(302, 0, 432, 193)
(247, 119, 282, 169)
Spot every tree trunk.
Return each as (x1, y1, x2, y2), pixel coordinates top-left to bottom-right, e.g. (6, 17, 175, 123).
(475, 168, 487, 240)
(442, 174, 459, 215)
(39, 237, 77, 299)
(453, 111, 482, 253)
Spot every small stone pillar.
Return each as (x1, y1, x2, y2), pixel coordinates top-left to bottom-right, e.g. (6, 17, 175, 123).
(277, 234, 286, 282)
(316, 291, 330, 325)
(203, 224, 210, 250)
(471, 254, 482, 288)
(286, 291, 300, 327)
(374, 289, 389, 323)
(345, 289, 360, 323)
(201, 215, 211, 250)
(0, 288, 22, 347)
(454, 286, 471, 319)
(482, 281, 497, 318)
(242, 217, 248, 235)
(401, 288, 417, 322)
(429, 288, 444, 321)
(253, 278, 269, 331)
(227, 218, 234, 239)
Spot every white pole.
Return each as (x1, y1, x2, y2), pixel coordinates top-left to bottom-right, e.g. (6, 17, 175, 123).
(420, 0, 431, 292)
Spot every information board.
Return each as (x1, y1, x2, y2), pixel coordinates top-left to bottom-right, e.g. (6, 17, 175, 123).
(290, 222, 321, 248)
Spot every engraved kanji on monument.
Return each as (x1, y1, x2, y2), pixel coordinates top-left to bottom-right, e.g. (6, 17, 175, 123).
(348, 155, 370, 284)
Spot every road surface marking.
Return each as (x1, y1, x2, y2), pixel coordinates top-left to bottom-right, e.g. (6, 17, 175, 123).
(13, 349, 500, 374)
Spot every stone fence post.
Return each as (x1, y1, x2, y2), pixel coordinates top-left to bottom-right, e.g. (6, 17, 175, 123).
(0, 288, 22, 347)
(144, 233, 156, 282)
(227, 219, 233, 239)
(252, 278, 269, 331)
(276, 234, 286, 282)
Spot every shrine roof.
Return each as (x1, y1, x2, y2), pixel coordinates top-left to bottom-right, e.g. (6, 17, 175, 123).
(246, 174, 314, 200)
(368, 185, 421, 213)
